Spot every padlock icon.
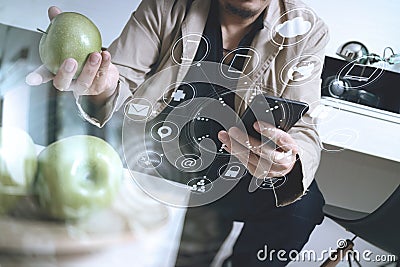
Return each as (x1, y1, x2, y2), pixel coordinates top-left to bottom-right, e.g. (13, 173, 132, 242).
(224, 165, 241, 178)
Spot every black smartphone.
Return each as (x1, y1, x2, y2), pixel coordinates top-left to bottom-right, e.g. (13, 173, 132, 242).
(239, 94, 309, 141)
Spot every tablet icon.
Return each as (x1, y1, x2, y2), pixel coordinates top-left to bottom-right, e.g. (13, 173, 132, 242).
(220, 48, 261, 79)
(228, 54, 252, 74)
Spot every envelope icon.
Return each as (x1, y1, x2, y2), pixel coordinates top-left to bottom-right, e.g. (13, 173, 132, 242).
(128, 103, 150, 117)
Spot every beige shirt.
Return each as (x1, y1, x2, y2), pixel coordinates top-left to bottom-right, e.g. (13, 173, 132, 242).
(82, 0, 329, 205)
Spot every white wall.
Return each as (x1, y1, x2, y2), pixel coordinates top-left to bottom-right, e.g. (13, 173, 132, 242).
(0, 0, 141, 47)
(303, 0, 400, 72)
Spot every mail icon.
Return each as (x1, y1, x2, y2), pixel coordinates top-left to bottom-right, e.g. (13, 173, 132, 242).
(128, 103, 150, 117)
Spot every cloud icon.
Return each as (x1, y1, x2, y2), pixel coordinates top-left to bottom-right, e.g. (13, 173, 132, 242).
(275, 17, 312, 38)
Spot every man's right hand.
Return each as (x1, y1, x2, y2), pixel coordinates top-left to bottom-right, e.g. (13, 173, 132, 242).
(26, 6, 120, 102)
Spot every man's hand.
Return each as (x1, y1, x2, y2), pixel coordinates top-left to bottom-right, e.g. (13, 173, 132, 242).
(26, 6, 119, 102)
(218, 121, 300, 179)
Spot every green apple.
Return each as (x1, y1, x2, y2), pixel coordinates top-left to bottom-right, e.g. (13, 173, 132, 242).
(39, 12, 102, 78)
(34, 135, 123, 220)
(0, 127, 37, 214)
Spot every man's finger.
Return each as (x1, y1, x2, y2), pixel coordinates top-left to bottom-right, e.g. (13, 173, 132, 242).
(227, 127, 262, 152)
(48, 6, 62, 21)
(254, 121, 298, 154)
(74, 52, 102, 95)
(219, 130, 258, 166)
(224, 144, 273, 179)
(25, 65, 54, 86)
(91, 51, 111, 94)
(52, 58, 77, 91)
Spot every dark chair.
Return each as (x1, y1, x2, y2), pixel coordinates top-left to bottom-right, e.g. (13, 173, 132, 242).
(323, 185, 400, 266)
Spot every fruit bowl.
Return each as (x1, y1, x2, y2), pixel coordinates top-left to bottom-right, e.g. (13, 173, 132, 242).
(0, 171, 169, 255)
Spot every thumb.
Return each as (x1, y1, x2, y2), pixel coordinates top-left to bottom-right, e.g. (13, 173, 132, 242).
(25, 65, 54, 86)
(48, 6, 62, 21)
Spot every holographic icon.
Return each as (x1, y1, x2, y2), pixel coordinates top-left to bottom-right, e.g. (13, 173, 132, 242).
(181, 39, 200, 61)
(181, 158, 197, 168)
(271, 8, 316, 49)
(128, 103, 150, 117)
(137, 151, 162, 169)
(187, 177, 213, 194)
(288, 61, 316, 82)
(258, 176, 287, 190)
(275, 16, 312, 38)
(344, 63, 379, 82)
(218, 163, 247, 180)
(175, 154, 202, 172)
(124, 98, 153, 121)
(336, 56, 386, 89)
(157, 126, 173, 139)
(220, 48, 261, 79)
(171, 89, 186, 102)
(171, 34, 209, 66)
(324, 128, 359, 149)
(228, 54, 252, 74)
(162, 82, 196, 108)
(224, 165, 241, 178)
(150, 121, 179, 142)
(279, 55, 322, 86)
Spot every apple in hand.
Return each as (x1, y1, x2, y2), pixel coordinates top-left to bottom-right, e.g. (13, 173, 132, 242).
(0, 127, 37, 214)
(34, 135, 123, 220)
(39, 12, 102, 78)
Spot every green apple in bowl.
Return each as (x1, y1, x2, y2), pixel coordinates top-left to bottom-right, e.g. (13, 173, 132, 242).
(39, 12, 102, 78)
(0, 127, 37, 214)
(34, 135, 123, 220)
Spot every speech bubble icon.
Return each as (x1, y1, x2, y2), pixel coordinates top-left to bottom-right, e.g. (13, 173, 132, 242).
(157, 125, 173, 139)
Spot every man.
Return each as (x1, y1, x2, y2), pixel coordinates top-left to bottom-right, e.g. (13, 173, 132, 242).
(27, 0, 329, 265)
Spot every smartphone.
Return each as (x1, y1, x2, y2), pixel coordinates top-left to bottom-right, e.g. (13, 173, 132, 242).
(239, 94, 309, 141)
